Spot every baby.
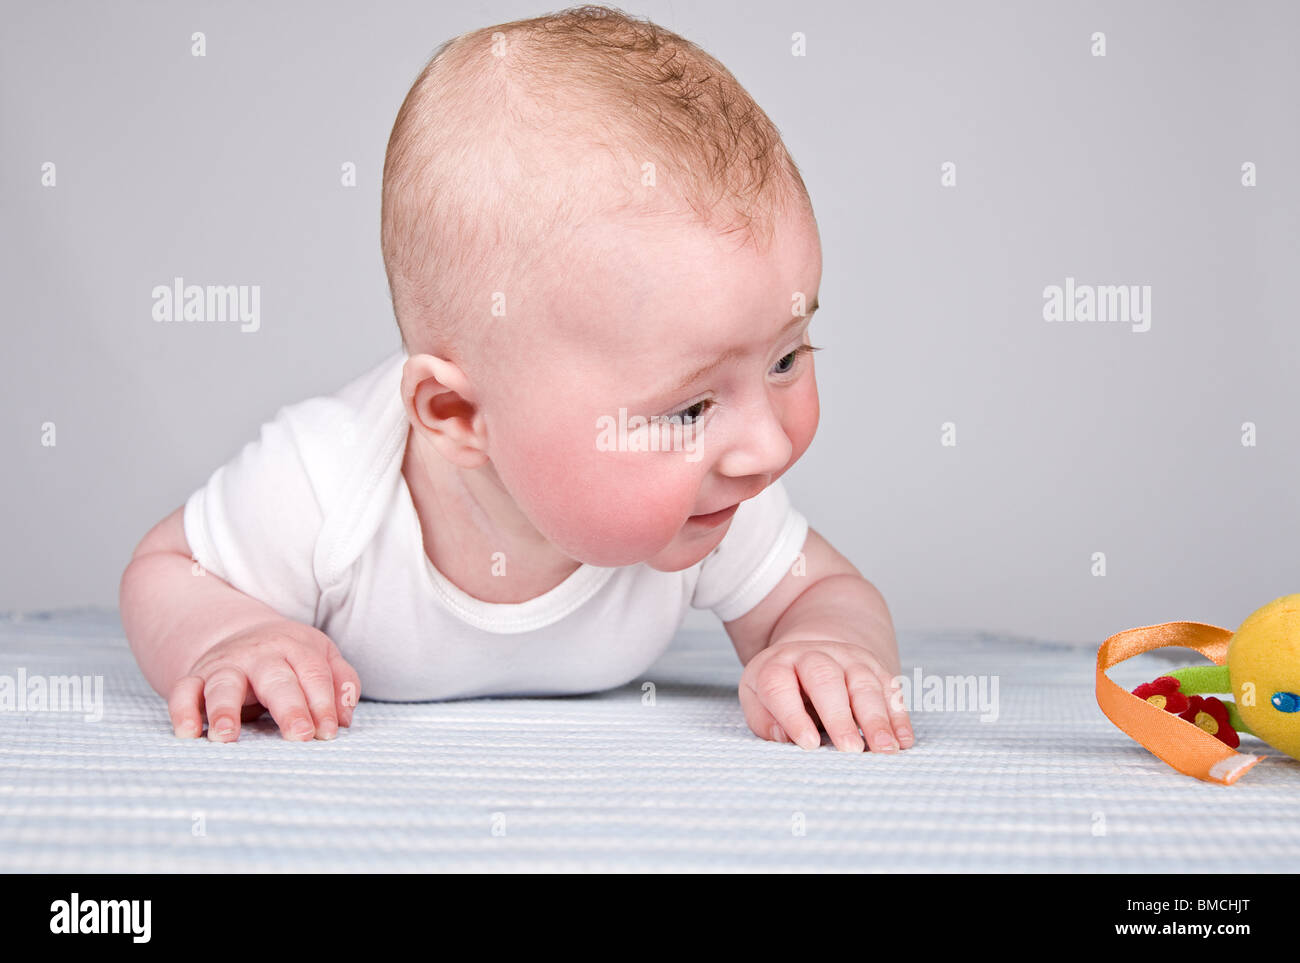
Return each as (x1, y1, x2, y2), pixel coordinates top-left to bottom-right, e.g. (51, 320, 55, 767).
(119, 5, 912, 755)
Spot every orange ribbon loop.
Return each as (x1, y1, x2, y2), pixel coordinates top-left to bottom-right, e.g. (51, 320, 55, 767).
(1096, 621, 1261, 785)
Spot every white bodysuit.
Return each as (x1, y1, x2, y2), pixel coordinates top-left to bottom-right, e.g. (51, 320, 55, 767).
(183, 349, 809, 701)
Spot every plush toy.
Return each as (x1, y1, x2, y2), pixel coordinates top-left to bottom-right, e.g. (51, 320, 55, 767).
(1096, 594, 1300, 784)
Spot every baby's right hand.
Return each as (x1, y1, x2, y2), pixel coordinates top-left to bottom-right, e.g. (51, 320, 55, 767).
(167, 619, 361, 742)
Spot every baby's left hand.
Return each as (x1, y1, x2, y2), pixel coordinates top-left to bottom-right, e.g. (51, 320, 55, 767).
(738, 639, 914, 753)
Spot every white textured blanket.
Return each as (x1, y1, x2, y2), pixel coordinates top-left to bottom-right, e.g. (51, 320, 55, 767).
(1, 609, 1296, 872)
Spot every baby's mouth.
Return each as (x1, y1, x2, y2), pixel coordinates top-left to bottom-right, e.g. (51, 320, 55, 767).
(686, 503, 739, 527)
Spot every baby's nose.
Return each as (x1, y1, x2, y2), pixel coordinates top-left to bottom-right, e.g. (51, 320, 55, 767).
(712, 405, 792, 478)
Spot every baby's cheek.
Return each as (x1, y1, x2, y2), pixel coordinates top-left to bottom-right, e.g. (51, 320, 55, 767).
(781, 376, 820, 474)
(582, 491, 688, 564)
(515, 447, 697, 566)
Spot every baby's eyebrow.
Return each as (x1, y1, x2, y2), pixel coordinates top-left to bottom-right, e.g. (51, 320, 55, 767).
(660, 300, 819, 398)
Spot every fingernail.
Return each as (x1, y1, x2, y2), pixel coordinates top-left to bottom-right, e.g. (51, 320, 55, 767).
(797, 731, 820, 751)
(177, 720, 198, 738)
(898, 729, 914, 748)
(215, 718, 234, 737)
(292, 719, 315, 739)
(844, 738, 865, 753)
(316, 722, 337, 741)
(770, 724, 785, 743)
(875, 731, 898, 752)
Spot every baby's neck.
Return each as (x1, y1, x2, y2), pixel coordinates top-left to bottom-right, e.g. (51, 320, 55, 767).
(400, 428, 584, 604)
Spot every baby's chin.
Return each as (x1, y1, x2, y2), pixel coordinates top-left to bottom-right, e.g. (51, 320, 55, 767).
(641, 521, 732, 573)
(550, 520, 726, 572)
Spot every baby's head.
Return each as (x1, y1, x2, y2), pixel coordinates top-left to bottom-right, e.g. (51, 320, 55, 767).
(381, 5, 821, 573)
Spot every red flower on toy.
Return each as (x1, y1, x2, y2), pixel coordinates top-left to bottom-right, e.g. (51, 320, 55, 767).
(1133, 676, 1190, 714)
(1179, 696, 1240, 748)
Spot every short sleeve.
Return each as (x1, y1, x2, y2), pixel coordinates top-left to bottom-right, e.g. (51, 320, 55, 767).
(183, 405, 325, 627)
(690, 479, 809, 622)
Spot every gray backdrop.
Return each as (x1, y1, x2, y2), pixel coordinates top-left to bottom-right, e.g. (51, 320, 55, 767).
(2, 0, 1296, 644)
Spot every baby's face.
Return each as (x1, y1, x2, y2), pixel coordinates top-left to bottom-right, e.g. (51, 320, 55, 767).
(481, 201, 822, 572)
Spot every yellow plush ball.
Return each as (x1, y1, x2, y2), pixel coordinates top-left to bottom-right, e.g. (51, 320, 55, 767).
(1229, 594, 1300, 759)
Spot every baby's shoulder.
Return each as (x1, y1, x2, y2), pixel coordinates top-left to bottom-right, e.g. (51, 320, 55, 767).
(269, 350, 406, 506)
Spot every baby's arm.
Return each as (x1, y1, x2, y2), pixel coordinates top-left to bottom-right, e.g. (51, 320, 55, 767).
(725, 527, 911, 753)
(119, 505, 359, 741)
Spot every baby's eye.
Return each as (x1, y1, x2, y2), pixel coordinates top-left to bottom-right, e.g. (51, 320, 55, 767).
(1271, 691, 1300, 713)
(669, 399, 713, 425)
(772, 343, 818, 376)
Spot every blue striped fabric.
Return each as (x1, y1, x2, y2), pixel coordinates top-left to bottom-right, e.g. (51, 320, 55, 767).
(1, 609, 1296, 872)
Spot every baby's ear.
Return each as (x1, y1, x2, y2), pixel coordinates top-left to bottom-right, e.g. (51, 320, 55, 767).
(401, 354, 488, 467)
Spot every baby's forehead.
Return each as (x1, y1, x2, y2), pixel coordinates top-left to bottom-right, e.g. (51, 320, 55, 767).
(530, 226, 798, 385)
(496, 182, 815, 365)
(533, 214, 724, 336)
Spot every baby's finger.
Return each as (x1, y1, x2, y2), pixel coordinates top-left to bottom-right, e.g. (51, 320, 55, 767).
(248, 657, 316, 741)
(327, 649, 361, 727)
(750, 662, 821, 750)
(845, 666, 898, 753)
(167, 675, 206, 738)
(738, 680, 791, 744)
(881, 672, 914, 748)
(202, 666, 250, 742)
(284, 652, 338, 740)
(795, 653, 864, 753)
